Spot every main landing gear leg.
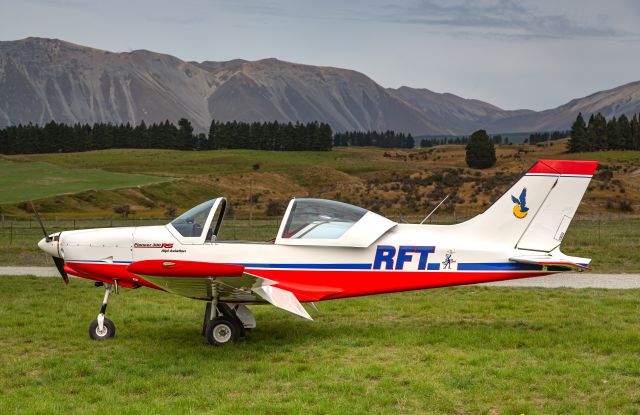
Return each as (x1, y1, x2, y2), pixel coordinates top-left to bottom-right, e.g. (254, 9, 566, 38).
(89, 284, 116, 341)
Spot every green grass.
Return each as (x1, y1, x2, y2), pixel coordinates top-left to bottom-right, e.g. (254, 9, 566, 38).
(561, 218, 640, 272)
(0, 158, 172, 204)
(13, 148, 397, 176)
(0, 277, 639, 414)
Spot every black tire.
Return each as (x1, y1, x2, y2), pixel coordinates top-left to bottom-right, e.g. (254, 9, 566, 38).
(205, 316, 239, 346)
(217, 303, 246, 338)
(202, 302, 212, 336)
(89, 317, 116, 341)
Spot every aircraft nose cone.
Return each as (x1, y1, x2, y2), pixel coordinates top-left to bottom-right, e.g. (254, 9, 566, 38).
(38, 237, 59, 257)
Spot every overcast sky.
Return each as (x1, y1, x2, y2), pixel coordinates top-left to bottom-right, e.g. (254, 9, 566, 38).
(1, 0, 639, 110)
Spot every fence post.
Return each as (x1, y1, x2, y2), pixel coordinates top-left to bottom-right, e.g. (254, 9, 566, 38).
(233, 212, 237, 240)
(9, 222, 13, 245)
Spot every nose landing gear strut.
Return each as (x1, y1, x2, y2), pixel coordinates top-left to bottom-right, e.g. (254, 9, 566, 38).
(89, 283, 116, 340)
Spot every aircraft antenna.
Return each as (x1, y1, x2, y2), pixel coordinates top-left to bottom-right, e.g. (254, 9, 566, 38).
(420, 194, 449, 224)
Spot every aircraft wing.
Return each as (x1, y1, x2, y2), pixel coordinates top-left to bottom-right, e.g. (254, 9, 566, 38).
(509, 254, 592, 271)
(126, 260, 311, 320)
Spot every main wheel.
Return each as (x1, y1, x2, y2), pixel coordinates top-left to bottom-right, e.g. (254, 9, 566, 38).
(89, 317, 116, 341)
(217, 303, 246, 338)
(205, 316, 239, 346)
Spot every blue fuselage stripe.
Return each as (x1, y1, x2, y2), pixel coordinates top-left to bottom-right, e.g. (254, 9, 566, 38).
(239, 263, 372, 270)
(458, 262, 541, 271)
(68, 260, 562, 272)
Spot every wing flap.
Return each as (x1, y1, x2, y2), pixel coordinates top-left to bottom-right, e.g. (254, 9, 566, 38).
(252, 285, 312, 320)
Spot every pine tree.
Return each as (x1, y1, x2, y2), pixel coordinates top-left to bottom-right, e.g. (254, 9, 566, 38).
(617, 114, 632, 150)
(591, 113, 608, 150)
(465, 129, 496, 169)
(631, 114, 640, 151)
(569, 113, 587, 152)
(606, 116, 622, 150)
(177, 118, 195, 150)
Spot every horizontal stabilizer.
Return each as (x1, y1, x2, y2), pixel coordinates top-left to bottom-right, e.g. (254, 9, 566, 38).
(509, 254, 592, 271)
(252, 285, 313, 320)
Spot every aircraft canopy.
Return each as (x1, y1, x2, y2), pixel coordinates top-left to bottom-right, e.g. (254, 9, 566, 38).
(168, 197, 396, 247)
(275, 198, 396, 247)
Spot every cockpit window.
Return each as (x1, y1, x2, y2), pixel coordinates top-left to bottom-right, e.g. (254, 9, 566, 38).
(171, 200, 215, 238)
(281, 199, 367, 239)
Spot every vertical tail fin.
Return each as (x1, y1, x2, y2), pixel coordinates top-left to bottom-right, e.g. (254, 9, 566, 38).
(461, 160, 598, 251)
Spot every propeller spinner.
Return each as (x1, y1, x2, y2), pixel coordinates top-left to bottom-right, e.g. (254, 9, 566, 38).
(31, 202, 69, 284)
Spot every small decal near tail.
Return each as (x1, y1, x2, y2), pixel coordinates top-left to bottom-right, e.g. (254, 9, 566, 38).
(511, 188, 529, 219)
(441, 250, 456, 269)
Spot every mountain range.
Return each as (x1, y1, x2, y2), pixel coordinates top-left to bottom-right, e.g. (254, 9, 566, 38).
(1, 37, 639, 135)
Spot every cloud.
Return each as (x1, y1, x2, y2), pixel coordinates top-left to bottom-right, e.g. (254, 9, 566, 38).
(371, 0, 633, 40)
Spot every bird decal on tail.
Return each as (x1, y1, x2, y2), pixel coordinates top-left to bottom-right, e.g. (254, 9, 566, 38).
(511, 188, 529, 219)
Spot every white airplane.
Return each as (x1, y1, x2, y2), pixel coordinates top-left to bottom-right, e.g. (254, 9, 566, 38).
(36, 159, 597, 346)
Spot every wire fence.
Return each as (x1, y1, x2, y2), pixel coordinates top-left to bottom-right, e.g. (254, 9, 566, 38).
(0, 212, 637, 246)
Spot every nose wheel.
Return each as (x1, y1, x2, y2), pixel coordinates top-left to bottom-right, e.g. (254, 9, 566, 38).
(89, 283, 116, 341)
(89, 316, 116, 340)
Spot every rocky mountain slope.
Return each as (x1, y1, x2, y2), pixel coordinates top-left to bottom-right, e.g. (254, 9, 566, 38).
(1, 37, 639, 135)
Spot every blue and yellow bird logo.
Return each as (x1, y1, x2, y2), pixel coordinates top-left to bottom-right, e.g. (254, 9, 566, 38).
(511, 188, 529, 219)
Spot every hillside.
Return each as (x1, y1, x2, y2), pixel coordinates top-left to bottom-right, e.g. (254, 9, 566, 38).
(484, 81, 640, 133)
(1, 38, 640, 135)
(2, 143, 638, 220)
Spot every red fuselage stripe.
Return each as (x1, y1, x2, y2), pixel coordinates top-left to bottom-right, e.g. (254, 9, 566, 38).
(64, 262, 553, 301)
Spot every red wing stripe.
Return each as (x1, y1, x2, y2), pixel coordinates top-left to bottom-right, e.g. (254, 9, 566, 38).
(527, 159, 598, 176)
(127, 260, 245, 277)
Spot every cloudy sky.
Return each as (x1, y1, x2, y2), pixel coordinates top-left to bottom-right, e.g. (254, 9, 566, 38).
(1, 0, 639, 110)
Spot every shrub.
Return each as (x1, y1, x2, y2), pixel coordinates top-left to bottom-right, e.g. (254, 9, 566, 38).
(113, 205, 131, 218)
(265, 200, 285, 217)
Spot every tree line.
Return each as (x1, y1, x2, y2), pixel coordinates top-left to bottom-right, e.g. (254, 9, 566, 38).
(333, 130, 415, 148)
(527, 131, 569, 145)
(420, 134, 509, 147)
(0, 118, 334, 154)
(207, 120, 332, 151)
(569, 112, 640, 152)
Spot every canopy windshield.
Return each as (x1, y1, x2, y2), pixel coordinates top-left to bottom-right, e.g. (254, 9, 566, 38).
(281, 199, 368, 240)
(170, 200, 215, 238)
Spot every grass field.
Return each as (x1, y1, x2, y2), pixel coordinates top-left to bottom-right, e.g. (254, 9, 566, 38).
(0, 158, 171, 204)
(0, 277, 639, 414)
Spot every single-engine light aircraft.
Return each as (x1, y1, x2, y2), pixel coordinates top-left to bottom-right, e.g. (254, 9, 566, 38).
(37, 159, 597, 346)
